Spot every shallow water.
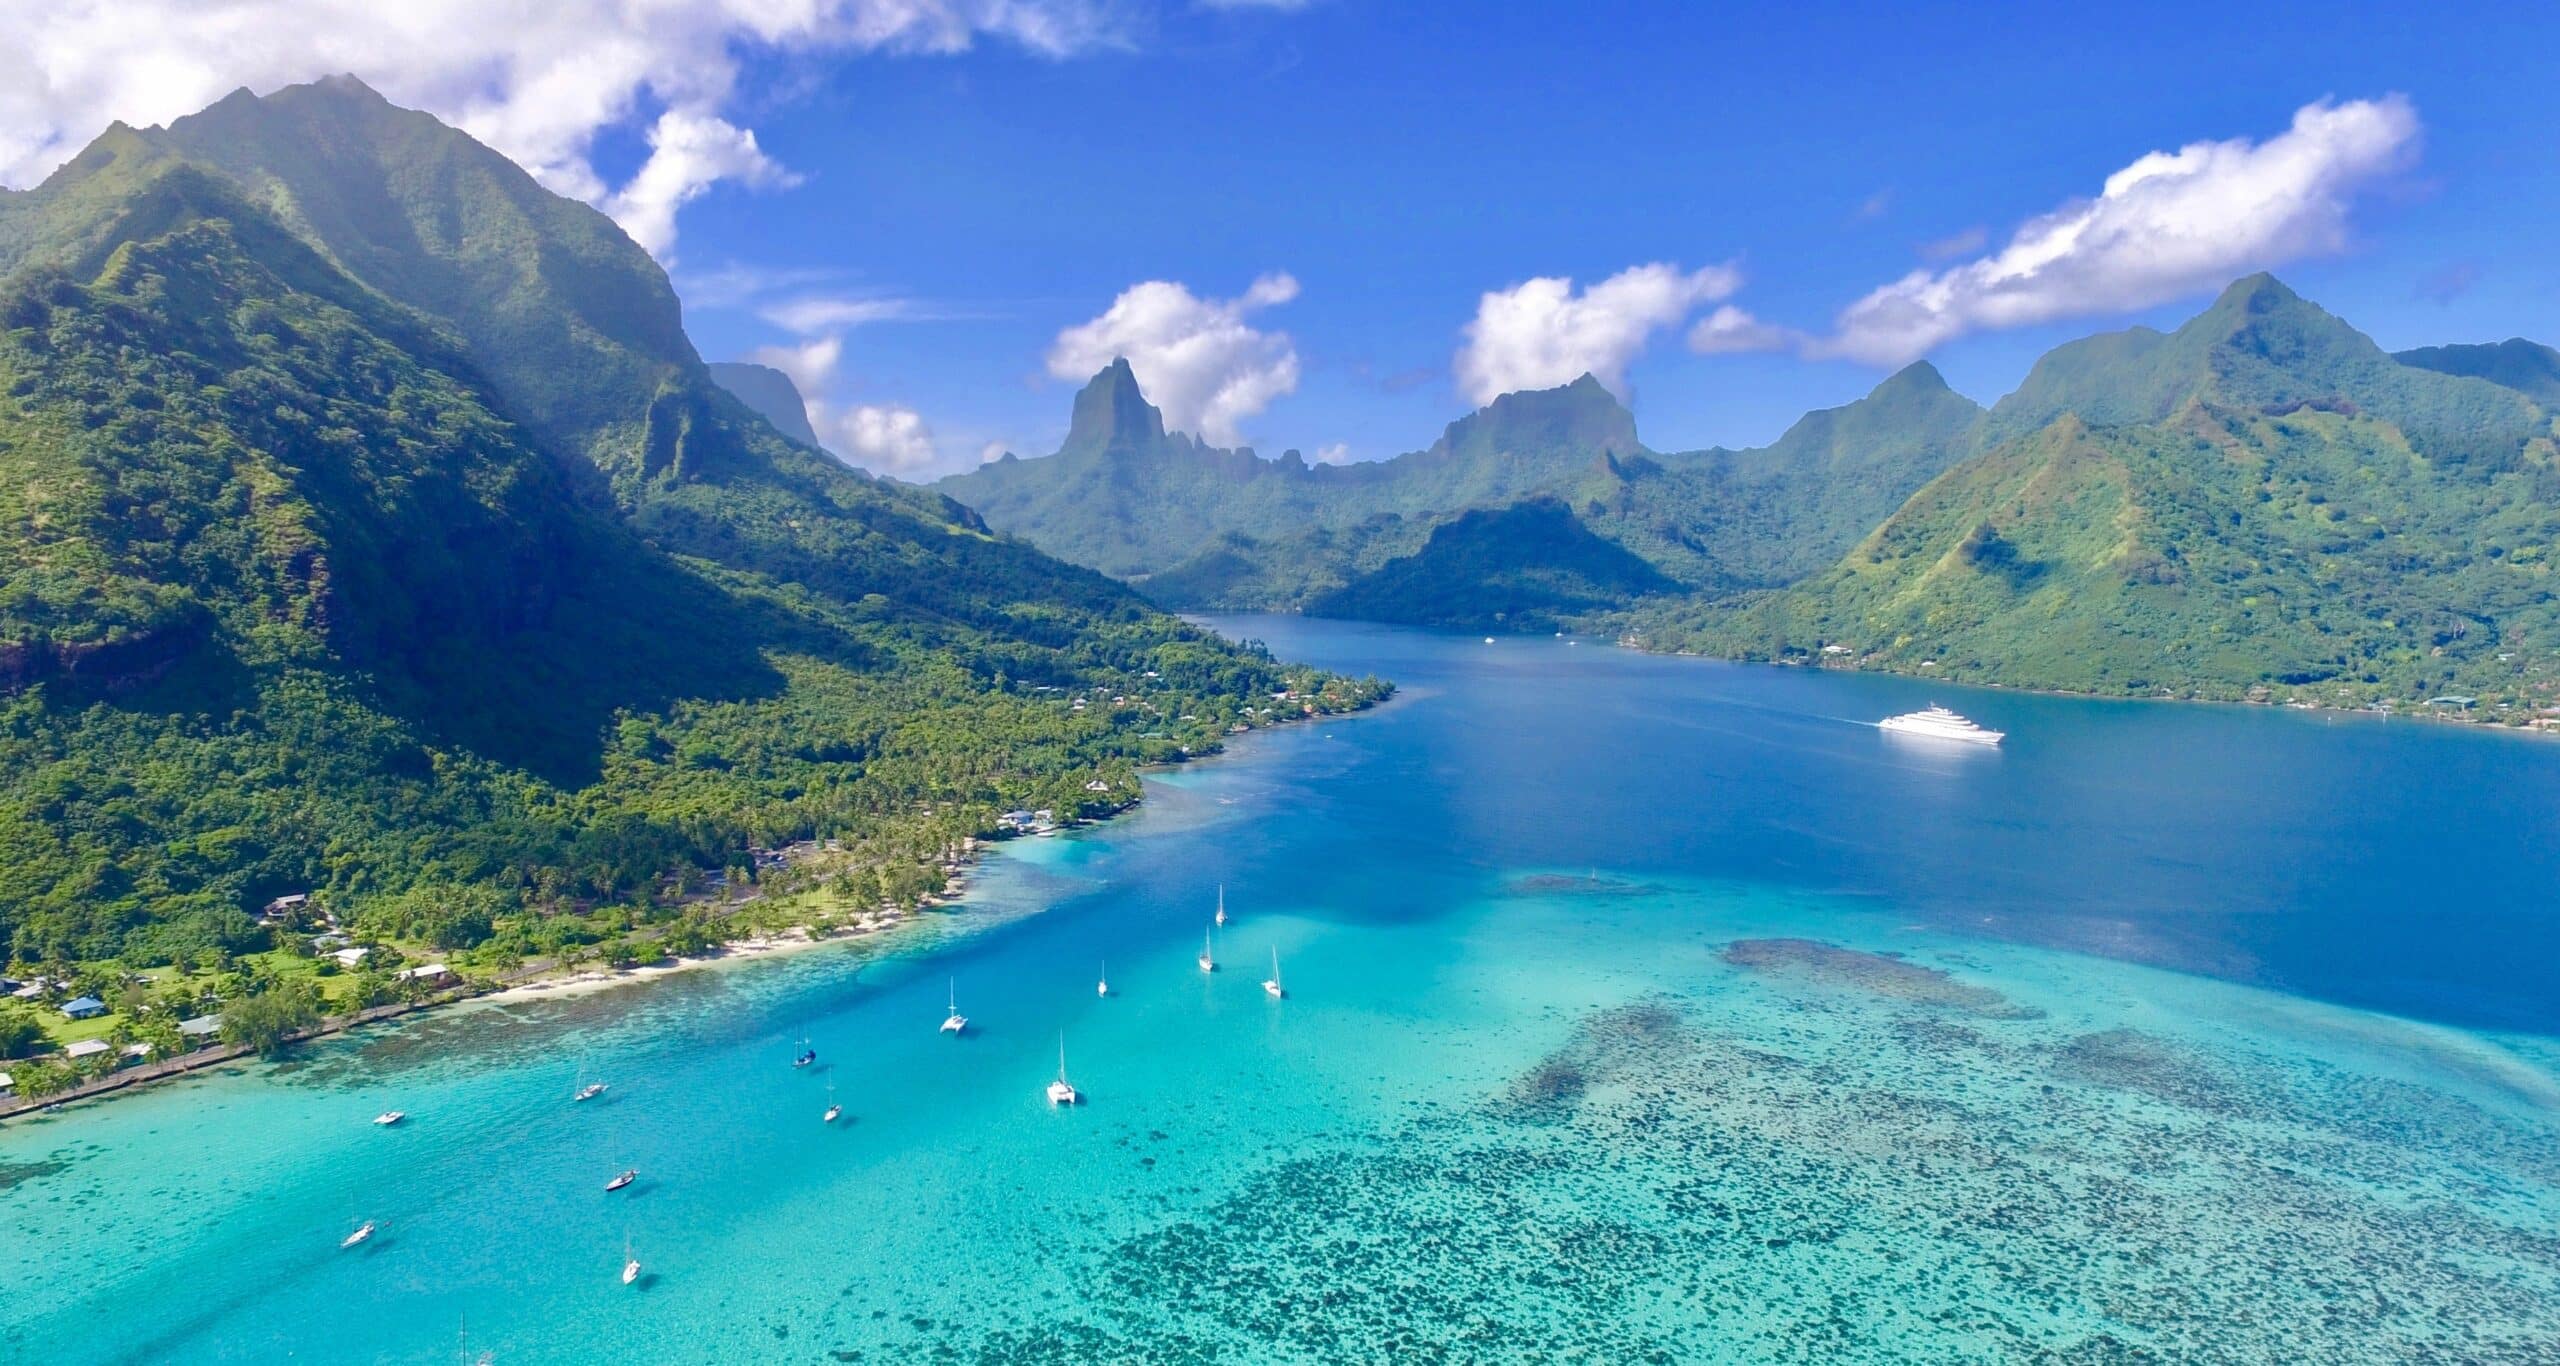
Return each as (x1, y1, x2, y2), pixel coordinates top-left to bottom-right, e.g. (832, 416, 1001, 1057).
(4, 619, 2556, 1362)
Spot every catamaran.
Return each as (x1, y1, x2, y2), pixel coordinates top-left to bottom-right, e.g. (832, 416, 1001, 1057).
(1263, 947, 1284, 1000)
(341, 1220, 376, 1249)
(1045, 1035, 1080, 1106)
(604, 1168, 637, 1192)
(1198, 926, 1217, 973)
(1877, 704, 2005, 746)
(373, 1110, 405, 1126)
(940, 979, 967, 1035)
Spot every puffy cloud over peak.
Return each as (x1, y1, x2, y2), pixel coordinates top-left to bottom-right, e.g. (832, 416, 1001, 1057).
(1455, 262, 1740, 404)
(1047, 274, 1302, 445)
(1820, 96, 2419, 365)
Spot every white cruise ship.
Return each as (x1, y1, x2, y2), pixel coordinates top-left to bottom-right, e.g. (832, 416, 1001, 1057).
(1878, 705, 2004, 746)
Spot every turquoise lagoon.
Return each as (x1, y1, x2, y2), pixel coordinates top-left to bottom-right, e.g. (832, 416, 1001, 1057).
(4, 617, 2558, 1362)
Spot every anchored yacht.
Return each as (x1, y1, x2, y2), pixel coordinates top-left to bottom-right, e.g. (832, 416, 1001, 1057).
(941, 979, 967, 1035)
(1046, 1036, 1080, 1106)
(1878, 705, 2004, 746)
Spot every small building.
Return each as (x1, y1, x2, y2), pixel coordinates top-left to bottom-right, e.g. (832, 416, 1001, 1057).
(11, 980, 49, 1000)
(121, 1042, 153, 1062)
(0, 1071, 13, 1096)
(1084, 780, 1111, 792)
(60, 996, 106, 1020)
(261, 892, 311, 922)
(332, 947, 371, 968)
(311, 932, 352, 950)
(395, 964, 453, 985)
(179, 1015, 224, 1040)
(63, 1039, 110, 1060)
(998, 810, 1036, 830)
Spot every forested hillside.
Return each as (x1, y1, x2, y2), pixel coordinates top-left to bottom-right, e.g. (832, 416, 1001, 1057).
(0, 79, 1381, 970)
(1635, 278, 2560, 708)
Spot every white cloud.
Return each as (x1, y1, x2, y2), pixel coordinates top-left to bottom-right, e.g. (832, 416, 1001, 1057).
(0, 0, 1125, 259)
(1311, 442, 1352, 464)
(604, 109, 797, 259)
(1822, 95, 2420, 365)
(1686, 305, 1800, 356)
(1046, 274, 1302, 444)
(1455, 262, 1740, 404)
(831, 403, 939, 474)
(978, 439, 1010, 464)
(760, 295, 930, 333)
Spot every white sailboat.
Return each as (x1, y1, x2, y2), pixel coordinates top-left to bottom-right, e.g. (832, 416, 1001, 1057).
(940, 978, 967, 1035)
(574, 1081, 608, 1103)
(1263, 946, 1284, 1000)
(1045, 1035, 1080, 1106)
(1197, 925, 1216, 973)
(1096, 958, 1109, 998)
(823, 1078, 842, 1125)
(373, 1110, 405, 1126)
(1214, 884, 1228, 927)
(621, 1234, 641, 1286)
(341, 1220, 376, 1249)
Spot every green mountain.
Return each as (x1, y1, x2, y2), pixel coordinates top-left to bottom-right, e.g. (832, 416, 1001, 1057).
(2396, 338, 2560, 408)
(939, 360, 1980, 619)
(1983, 274, 2542, 466)
(1576, 361, 1986, 589)
(0, 79, 1376, 967)
(1307, 498, 1679, 631)
(1638, 277, 2560, 706)
(938, 362, 1644, 589)
(708, 362, 822, 449)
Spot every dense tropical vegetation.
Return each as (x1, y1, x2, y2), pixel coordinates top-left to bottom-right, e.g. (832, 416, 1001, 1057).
(0, 77, 1384, 1050)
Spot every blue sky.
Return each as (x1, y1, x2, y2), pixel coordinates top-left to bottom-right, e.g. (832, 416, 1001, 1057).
(11, 0, 2558, 475)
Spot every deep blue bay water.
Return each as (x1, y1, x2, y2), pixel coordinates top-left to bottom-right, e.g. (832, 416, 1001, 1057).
(6, 616, 2559, 1362)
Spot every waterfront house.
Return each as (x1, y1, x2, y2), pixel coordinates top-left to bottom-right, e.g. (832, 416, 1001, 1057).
(64, 1039, 110, 1060)
(121, 1042, 153, 1063)
(61, 996, 106, 1020)
(179, 1015, 224, 1041)
(0, 1071, 12, 1097)
(395, 964, 454, 985)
